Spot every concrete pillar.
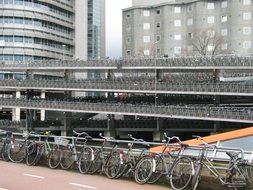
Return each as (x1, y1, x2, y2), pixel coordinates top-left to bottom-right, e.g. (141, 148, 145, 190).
(153, 118, 164, 142)
(40, 92, 45, 121)
(12, 91, 21, 121)
(61, 112, 72, 136)
(104, 114, 116, 138)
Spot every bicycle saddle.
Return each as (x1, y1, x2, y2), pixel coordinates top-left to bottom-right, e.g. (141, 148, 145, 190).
(226, 151, 239, 159)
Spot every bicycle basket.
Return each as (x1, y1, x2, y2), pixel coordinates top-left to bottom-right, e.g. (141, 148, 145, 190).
(54, 136, 69, 146)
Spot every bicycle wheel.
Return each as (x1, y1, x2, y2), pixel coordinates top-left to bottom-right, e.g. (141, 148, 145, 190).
(170, 156, 194, 190)
(8, 141, 26, 163)
(104, 151, 123, 179)
(26, 143, 38, 166)
(60, 149, 75, 170)
(48, 145, 62, 169)
(230, 163, 253, 190)
(134, 156, 153, 184)
(148, 154, 165, 184)
(78, 147, 93, 174)
(1, 142, 10, 161)
(88, 148, 103, 174)
(191, 163, 202, 190)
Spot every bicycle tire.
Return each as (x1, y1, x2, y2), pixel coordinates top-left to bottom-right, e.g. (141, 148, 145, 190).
(78, 147, 93, 174)
(8, 142, 26, 163)
(148, 154, 165, 184)
(170, 156, 194, 190)
(60, 149, 75, 170)
(1, 142, 10, 161)
(191, 163, 202, 190)
(134, 156, 153, 184)
(104, 151, 124, 179)
(230, 163, 253, 190)
(88, 148, 102, 174)
(26, 143, 38, 166)
(48, 145, 62, 169)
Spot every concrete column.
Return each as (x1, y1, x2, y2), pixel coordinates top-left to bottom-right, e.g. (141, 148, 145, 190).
(61, 112, 72, 136)
(40, 92, 45, 121)
(153, 118, 164, 142)
(12, 91, 21, 121)
(104, 114, 116, 138)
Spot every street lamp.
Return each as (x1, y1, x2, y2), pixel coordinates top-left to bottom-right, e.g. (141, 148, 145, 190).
(62, 44, 66, 60)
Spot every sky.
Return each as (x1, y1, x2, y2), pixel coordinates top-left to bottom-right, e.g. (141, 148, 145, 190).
(106, 0, 132, 58)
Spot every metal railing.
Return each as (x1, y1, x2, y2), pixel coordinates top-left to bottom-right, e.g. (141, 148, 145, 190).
(0, 98, 252, 123)
(1, 55, 253, 70)
(0, 79, 252, 96)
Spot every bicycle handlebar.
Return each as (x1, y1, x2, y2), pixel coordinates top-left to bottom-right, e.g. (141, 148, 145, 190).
(99, 133, 115, 141)
(128, 134, 150, 147)
(192, 135, 216, 149)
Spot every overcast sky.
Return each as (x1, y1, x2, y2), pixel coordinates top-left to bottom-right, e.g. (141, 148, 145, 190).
(106, 0, 132, 58)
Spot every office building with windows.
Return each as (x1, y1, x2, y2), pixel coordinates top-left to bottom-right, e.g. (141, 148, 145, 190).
(0, 0, 105, 62)
(123, 0, 253, 58)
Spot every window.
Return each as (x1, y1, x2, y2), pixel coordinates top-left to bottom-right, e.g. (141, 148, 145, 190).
(207, 45, 214, 51)
(144, 50, 150, 56)
(243, 12, 251, 20)
(221, 29, 228, 36)
(126, 14, 131, 18)
(174, 47, 181, 54)
(156, 22, 161, 28)
(243, 27, 251, 35)
(207, 30, 215, 37)
(174, 34, 181, 40)
(174, 20, 181, 27)
(143, 23, 150, 30)
(156, 35, 161, 42)
(143, 36, 150, 43)
(243, 0, 251, 5)
(243, 41, 251, 48)
(187, 5, 193, 12)
(143, 10, 150, 17)
(187, 18, 193, 25)
(156, 10, 160, 14)
(174, 7, 181, 13)
(221, 16, 227, 22)
(207, 16, 215, 23)
(207, 3, 214, 9)
(221, 1, 228, 8)
(221, 43, 228, 50)
(188, 32, 193, 38)
(126, 50, 131, 56)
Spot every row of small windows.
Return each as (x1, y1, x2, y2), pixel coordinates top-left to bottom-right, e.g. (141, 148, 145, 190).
(0, 36, 71, 50)
(136, 0, 251, 17)
(126, 40, 252, 57)
(0, 55, 51, 61)
(139, 13, 250, 30)
(0, 17, 72, 35)
(0, 0, 72, 19)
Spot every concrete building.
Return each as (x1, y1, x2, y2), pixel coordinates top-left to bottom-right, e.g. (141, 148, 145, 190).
(0, 0, 106, 121)
(0, 0, 105, 62)
(123, 0, 253, 58)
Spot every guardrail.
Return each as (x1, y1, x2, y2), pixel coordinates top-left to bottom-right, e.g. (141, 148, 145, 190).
(1, 55, 253, 70)
(0, 98, 252, 123)
(0, 79, 252, 96)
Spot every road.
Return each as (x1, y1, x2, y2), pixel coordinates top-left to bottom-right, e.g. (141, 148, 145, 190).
(0, 161, 170, 190)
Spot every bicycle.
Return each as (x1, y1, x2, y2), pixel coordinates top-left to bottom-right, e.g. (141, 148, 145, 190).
(140, 133, 194, 190)
(7, 131, 35, 163)
(26, 131, 61, 168)
(191, 135, 253, 190)
(0, 130, 14, 161)
(114, 134, 153, 184)
(87, 133, 124, 179)
(60, 130, 93, 174)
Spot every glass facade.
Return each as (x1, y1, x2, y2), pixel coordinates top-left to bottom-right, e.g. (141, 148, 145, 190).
(87, 0, 102, 59)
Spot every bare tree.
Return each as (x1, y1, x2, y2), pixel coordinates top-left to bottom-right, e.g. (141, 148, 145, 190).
(186, 28, 224, 57)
